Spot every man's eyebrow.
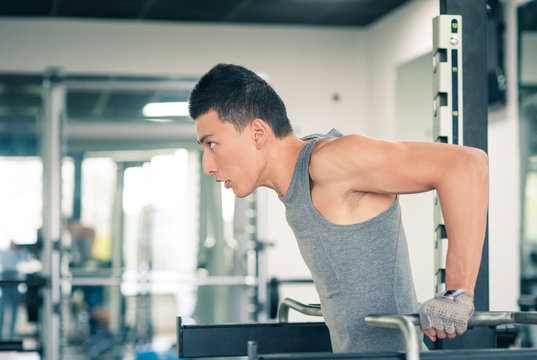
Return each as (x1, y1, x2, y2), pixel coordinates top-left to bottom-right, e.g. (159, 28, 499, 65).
(197, 134, 210, 145)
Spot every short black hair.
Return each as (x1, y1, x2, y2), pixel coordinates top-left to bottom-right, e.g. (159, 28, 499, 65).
(189, 63, 293, 138)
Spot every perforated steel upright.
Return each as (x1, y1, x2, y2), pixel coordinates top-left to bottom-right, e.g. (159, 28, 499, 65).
(432, 14, 464, 295)
(432, 0, 493, 350)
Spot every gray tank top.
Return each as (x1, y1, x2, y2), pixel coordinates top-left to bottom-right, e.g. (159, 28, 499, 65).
(280, 129, 422, 353)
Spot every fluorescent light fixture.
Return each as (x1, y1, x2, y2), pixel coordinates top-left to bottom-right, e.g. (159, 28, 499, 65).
(145, 117, 174, 123)
(143, 101, 189, 117)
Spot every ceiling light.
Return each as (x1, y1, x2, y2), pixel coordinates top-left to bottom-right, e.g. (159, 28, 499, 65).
(145, 118, 174, 123)
(143, 102, 189, 117)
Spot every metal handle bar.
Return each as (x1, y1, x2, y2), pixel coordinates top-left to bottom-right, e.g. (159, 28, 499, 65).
(278, 298, 322, 322)
(278, 298, 537, 360)
(365, 311, 537, 360)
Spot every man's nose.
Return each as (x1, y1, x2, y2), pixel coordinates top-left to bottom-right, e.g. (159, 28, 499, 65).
(202, 151, 216, 175)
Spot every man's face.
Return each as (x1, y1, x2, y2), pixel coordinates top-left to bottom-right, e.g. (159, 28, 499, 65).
(195, 109, 261, 198)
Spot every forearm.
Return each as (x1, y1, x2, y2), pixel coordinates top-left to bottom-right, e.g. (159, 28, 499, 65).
(437, 148, 489, 296)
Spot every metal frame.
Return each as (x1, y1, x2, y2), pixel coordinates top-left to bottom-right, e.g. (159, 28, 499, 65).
(276, 299, 537, 359)
(250, 348, 537, 360)
(177, 298, 537, 360)
(433, 0, 494, 350)
(366, 311, 537, 360)
(278, 298, 322, 322)
(39, 71, 202, 359)
(432, 13, 464, 294)
(41, 68, 65, 360)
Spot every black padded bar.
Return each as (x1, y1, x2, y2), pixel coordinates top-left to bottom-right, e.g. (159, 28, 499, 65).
(256, 348, 537, 360)
(0, 340, 23, 352)
(177, 316, 332, 358)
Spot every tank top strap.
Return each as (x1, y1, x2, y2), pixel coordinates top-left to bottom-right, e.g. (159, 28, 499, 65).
(281, 129, 343, 204)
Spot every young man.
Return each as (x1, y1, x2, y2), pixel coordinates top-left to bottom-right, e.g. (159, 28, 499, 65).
(189, 63, 488, 353)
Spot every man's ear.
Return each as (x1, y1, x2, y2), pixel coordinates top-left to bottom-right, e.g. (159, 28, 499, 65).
(250, 119, 268, 149)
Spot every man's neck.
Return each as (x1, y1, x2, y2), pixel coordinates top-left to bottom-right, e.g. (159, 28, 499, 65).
(258, 134, 305, 197)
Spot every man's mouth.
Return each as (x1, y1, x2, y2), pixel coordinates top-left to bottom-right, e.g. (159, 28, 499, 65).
(217, 179, 231, 189)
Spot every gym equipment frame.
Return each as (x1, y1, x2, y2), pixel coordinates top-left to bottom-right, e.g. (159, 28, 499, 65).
(432, 0, 493, 350)
(177, 298, 537, 359)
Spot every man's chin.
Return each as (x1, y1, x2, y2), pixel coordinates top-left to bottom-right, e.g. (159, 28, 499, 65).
(233, 187, 254, 199)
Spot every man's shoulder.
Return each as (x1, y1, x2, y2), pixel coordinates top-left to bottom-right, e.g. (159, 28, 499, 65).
(312, 134, 368, 158)
(309, 135, 367, 186)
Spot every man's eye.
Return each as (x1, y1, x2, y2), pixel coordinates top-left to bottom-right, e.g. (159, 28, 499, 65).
(208, 142, 216, 149)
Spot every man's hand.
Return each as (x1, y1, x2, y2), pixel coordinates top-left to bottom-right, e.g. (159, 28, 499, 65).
(418, 289, 474, 341)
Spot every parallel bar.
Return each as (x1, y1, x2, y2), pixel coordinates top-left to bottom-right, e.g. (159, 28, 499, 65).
(278, 298, 322, 322)
(367, 311, 537, 328)
(177, 310, 537, 359)
(365, 315, 419, 360)
(256, 348, 537, 360)
(365, 311, 537, 360)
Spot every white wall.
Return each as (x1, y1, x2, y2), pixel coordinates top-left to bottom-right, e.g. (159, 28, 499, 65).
(394, 52, 435, 302)
(365, 0, 439, 140)
(486, 0, 529, 311)
(0, 18, 368, 135)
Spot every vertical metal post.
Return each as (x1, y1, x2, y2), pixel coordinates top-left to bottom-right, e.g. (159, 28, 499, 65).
(109, 163, 125, 334)
(433, 13, 464, 295)
(195, 159, 227, 323)
(41, 68, 65, 360)
(248, 192, 266, 322)
(242, 191, 265, 322)
(247, 340, 258, 360)
(71, 153, 83, 221)
(437, 0, 494, 349)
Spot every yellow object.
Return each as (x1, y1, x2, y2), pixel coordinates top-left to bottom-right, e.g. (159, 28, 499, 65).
(92, 234, 111, 261)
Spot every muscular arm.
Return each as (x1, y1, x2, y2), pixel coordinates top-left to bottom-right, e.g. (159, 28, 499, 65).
(311, 134, 489, 296)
